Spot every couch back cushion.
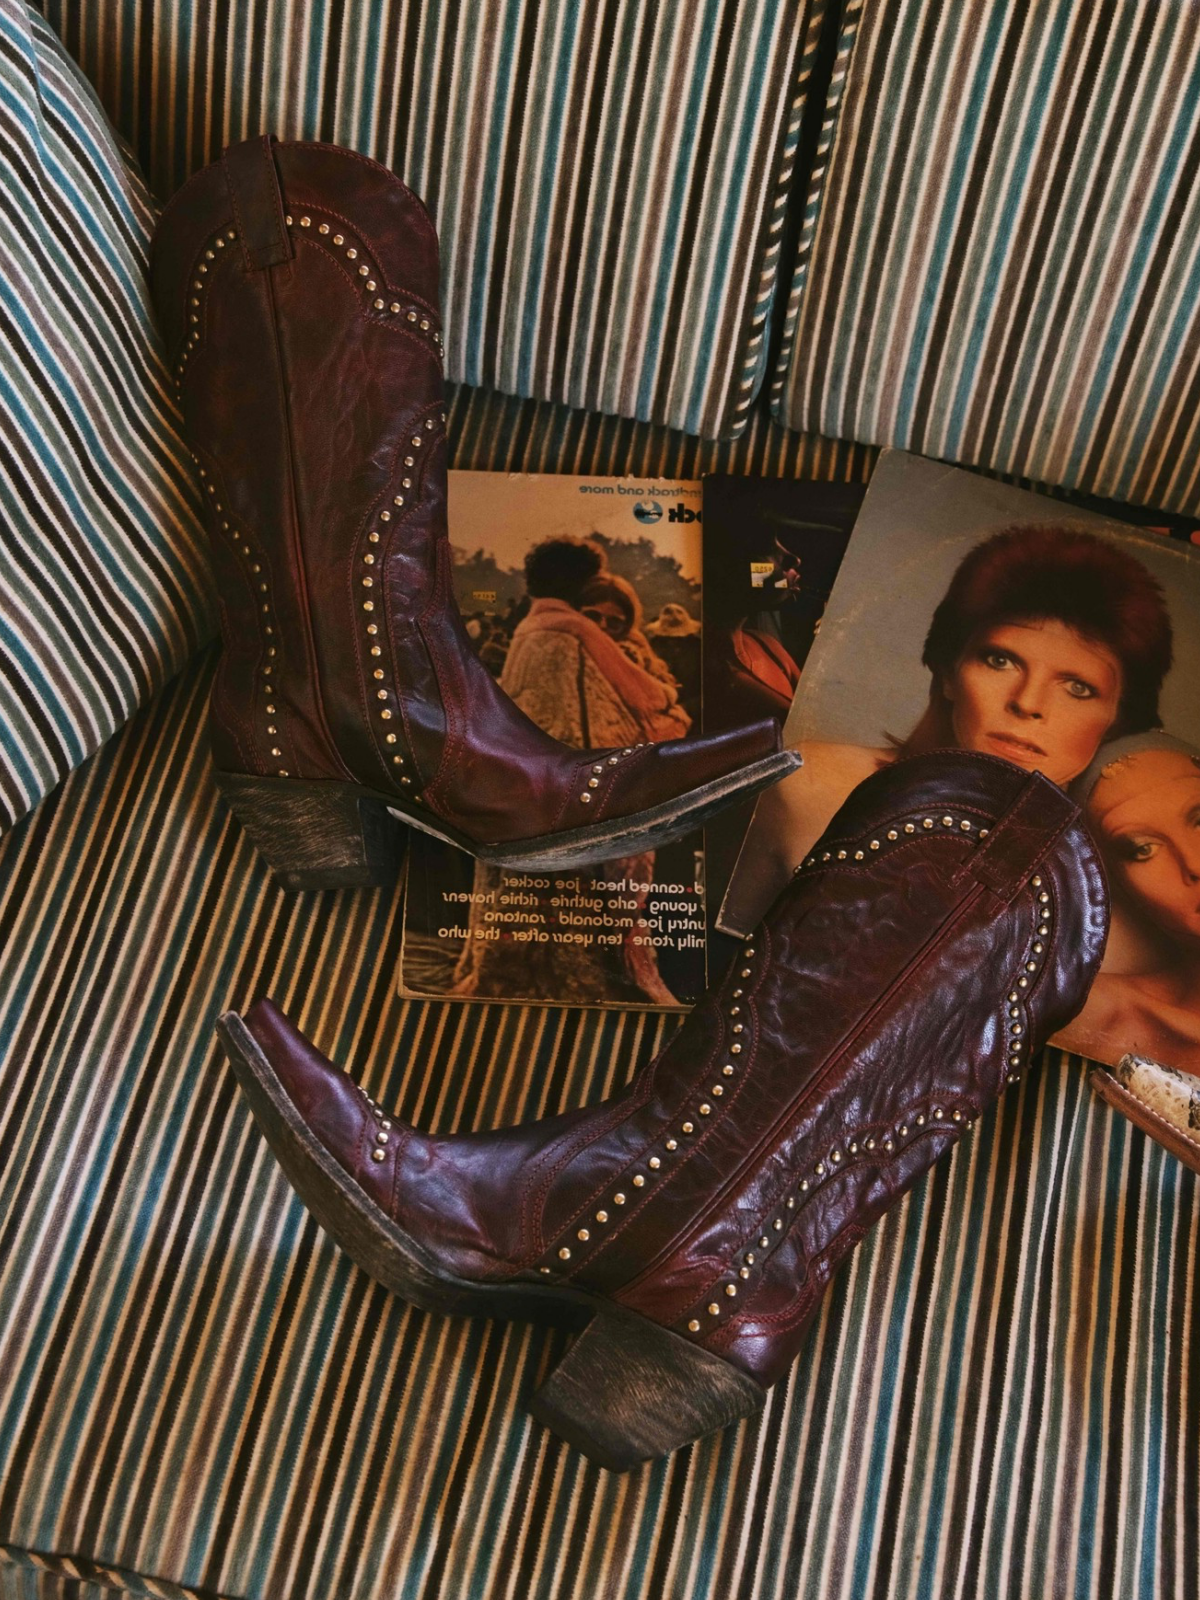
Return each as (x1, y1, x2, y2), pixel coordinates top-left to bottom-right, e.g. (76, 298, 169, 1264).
(1, 0, 846, 832)
(773, 0, 1200, 514)
(42, 0, 829, 438)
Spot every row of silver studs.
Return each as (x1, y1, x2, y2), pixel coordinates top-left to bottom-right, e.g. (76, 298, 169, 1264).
(682, 866, 1053, 1335)
(194, 455, 288, 776)
(1004, 874, 1053, 1085)
(356, 1083, 393, 1162)
(798, 812, 990, 871)
(537, 946, 760, 1274)
(284, 214, 443, 351)
(579, 743, 648, 805)
(359, 416, 442, 807)
(683, 1099, 975, 1332)
(176, 227, 238, 382)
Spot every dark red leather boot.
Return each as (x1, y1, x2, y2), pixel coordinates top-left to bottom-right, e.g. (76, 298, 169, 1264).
(217, 750, 1108, 1468)
(149, 136, 792, 887)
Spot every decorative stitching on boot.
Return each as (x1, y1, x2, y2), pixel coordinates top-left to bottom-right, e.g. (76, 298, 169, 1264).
(545, 743, 658, 834)
(707, 1224, 868, 1351)
(1000, 875, 1055, 1092)
(193, 453, 299, 778)
(516, 1059, 664, 1264)
(175, 224, 238, 382)
(211, 602, 254, 772)
(283, 142, 442, 252)
(795, 805, 992, 874)
(283, 212, 443, 352)
(671, 867, 1054, 1340)
(354, 1082, 394, 1174)
(415, 465, 475, 814)
(362, 405, 446, 798)
(531, 937, 767, 1278)
(674, 1107, 971, 1337)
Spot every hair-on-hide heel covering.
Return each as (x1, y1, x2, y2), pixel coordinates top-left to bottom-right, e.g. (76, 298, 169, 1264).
(216, 773, 408, 891)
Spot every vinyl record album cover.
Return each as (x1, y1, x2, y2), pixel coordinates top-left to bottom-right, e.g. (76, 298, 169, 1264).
(721, 451, 1200, 1074)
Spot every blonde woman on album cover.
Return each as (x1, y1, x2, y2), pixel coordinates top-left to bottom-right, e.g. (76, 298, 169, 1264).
(720, 525, 1174, 937)
(1067, 733, 1200, 1072)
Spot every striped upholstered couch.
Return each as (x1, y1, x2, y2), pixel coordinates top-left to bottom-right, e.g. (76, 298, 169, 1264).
(1, 5, 1196, 1598)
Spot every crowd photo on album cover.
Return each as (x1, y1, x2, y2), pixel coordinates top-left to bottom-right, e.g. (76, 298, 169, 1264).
(401, 473, 709, 1010)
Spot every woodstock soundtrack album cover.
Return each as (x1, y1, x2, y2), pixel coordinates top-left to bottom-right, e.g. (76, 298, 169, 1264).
(400, 471, 709, 1010)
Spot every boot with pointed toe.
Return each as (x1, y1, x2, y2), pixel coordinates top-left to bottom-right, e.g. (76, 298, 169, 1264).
(149, 135, 792, 889)
(217, 750, 1108, 1468)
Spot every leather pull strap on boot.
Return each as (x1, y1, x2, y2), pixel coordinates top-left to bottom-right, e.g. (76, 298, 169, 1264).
(149, 136, 795, 888)
(217, 749, 1108, 1469)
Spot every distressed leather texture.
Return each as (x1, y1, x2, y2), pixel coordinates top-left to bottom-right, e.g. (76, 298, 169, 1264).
(148, 135, 777, 848)
(244, 748, 1109, 1389)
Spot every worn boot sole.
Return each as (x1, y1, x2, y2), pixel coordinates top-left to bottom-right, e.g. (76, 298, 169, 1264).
(217, 1011, 765, 1470)
(218, 746, 800, 888)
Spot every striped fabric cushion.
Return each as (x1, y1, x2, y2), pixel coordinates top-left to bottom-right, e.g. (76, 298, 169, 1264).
(773, 0, 1200, 515)
(39, 0, 828, 438)
(0, 0, 212, 831)
(2, 643, 1196, 1599)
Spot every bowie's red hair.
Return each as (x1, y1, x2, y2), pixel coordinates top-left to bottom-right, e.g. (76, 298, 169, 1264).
(900, 524, 1174, 755)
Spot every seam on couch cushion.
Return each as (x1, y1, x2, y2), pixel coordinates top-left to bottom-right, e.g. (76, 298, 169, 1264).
(768, 0, 867, 424)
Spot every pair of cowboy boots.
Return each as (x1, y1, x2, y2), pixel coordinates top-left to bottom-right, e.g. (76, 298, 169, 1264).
(152, 138, 1110, 1470)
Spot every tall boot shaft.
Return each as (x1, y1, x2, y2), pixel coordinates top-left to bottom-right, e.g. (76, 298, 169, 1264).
(153, 140, 449, 790)
(150, 136, 792, 882)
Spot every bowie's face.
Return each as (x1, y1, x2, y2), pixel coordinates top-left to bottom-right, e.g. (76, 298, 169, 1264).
(944, 618, 1122, 785)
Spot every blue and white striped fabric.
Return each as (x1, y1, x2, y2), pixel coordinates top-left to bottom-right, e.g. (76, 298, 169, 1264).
(0, 0, 212, 830)
(40, 0, 828, 438)
(773, 0, 1200, 515)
